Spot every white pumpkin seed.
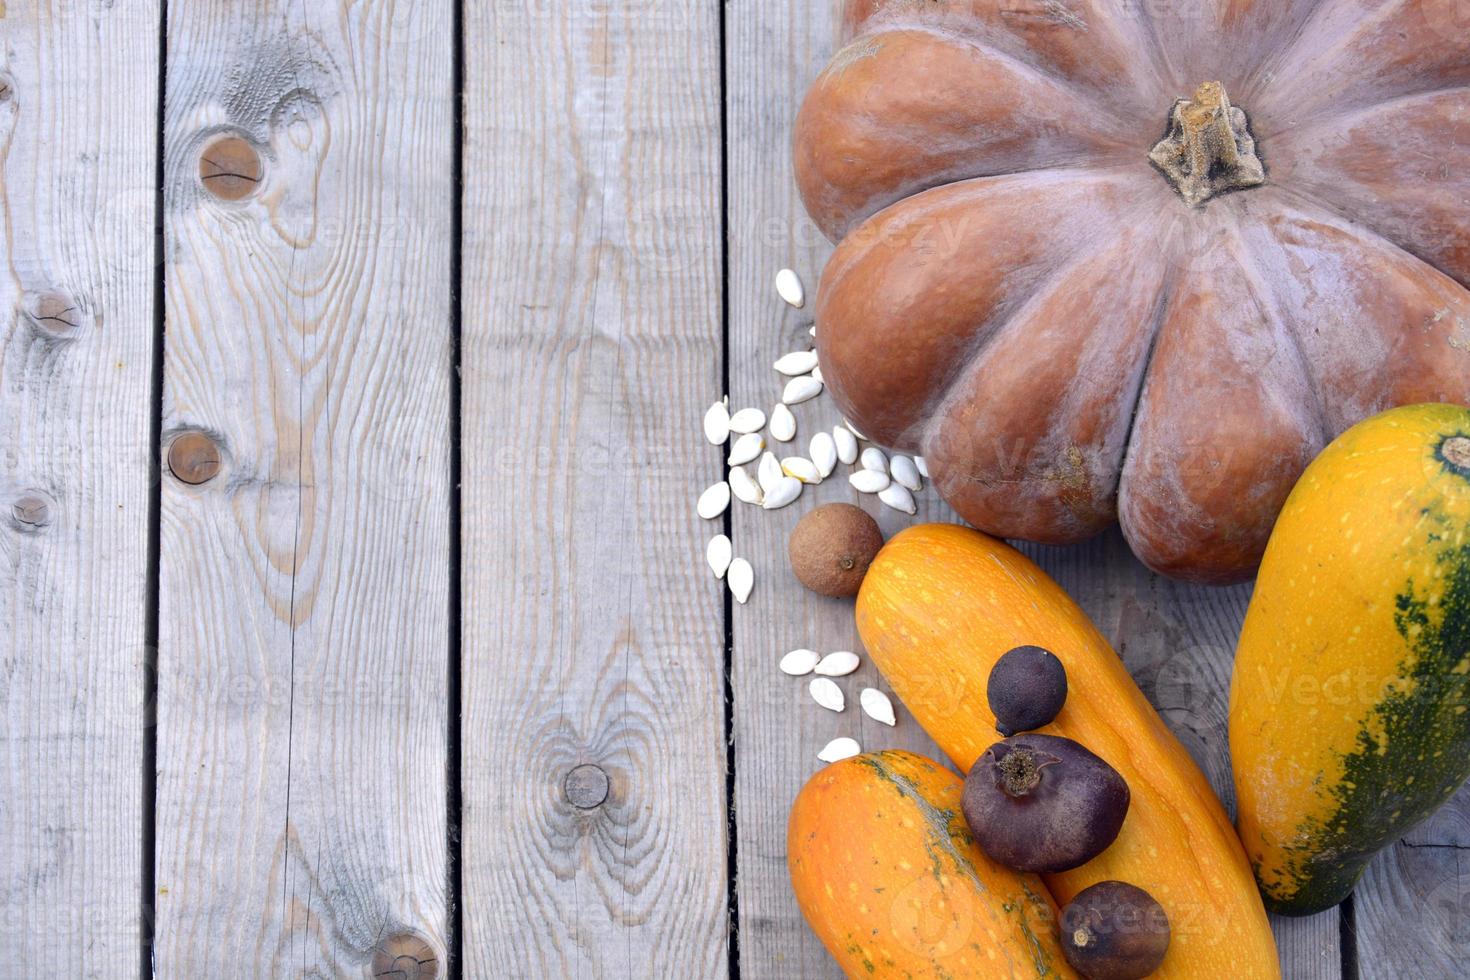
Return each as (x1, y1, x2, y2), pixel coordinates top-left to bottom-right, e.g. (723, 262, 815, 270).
(729, 465, 763, 505)
(810, 365, 824, 384)
(763, 476, 803, 510)
(890, 454, 922, 491)
(814, 651, 860, 677)
(758, 452, 784, 494)
(774, 350, 819, 376)
(729, 408, 767, 434)
(914, 456, 930, 478)
(776, 268, 806, 309)
(810, 432, 838, 478)
(860, 447, 888, 472)
(817, 737, 861, 763)
(770, 403, 797, 443)
(833, 426, 859, 465)
(845, 419, 868, 441)
(780, 649, 821, 676)
(728, 433, 764, 467)
(707, 535, 733, 579)
(782, 457, 821, 485)
(698, 482, 731, 519)
(860, 688, 897, 727)
(810, 677, 845, 712)
(783, 375, 823, 405)
(728, 558, 754, 604)
(703, 400, 731, 445)
(809, 325, 817, 338)
(850, 470, 891, 494)
(879, 483, 917, 515)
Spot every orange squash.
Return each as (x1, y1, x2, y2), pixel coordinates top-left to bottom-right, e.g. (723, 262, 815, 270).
(855, 524, 1279, 978)
(798, 0, 1470, 583)
(788, 750, 1076, 978)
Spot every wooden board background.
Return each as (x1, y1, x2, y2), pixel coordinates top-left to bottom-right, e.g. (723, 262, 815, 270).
(0, 0, 1464, 976)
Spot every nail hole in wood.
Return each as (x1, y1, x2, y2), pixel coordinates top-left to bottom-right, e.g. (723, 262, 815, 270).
(199, 135, 263, 201)
(23, 290, 84, 338)
(564, 764, 610, 810)
(0, 77, 13, 103)
(10, 493, 52, 532)
(370, 931, 438, 980)
(167, 432, 222, 486)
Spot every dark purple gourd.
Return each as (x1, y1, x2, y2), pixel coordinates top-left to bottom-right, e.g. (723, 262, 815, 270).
(987, 645, 1068, 735)
(962, 733, 1129, 873)
(1061, 880, 1172, 979)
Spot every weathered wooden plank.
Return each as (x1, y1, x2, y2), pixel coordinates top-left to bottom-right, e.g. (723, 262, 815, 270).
(0, 3, 158, 974)
(1354, 782, 1470, 979)
(459, 3, 729, 975)
(726, 3, 1342, 977)
(726, 2, 950, 976)
(154, 1, 453, 973)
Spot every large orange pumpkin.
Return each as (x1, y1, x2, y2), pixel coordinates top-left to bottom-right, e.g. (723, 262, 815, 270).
(797, 0, 1470, 583)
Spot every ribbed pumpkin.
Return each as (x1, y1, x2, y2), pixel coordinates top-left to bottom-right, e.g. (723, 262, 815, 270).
(1231, 404, 1470, 915)
(856, 524, 1280, 978)
(797, 0, 1470, 583)
(789, 751, 1076, 978)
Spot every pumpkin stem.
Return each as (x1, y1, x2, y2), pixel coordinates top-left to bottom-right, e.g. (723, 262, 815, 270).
(1149, 81, 1266, 207)
(994, 746, 1060, 798)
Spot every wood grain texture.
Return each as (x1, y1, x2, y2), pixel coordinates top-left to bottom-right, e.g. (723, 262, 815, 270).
(155, 1, 452, 973)
(459, 3, 730, 975)
(0, 3, 158, 974)
(727, 5, 1340, 977)
(1355, 784, 1470, 978)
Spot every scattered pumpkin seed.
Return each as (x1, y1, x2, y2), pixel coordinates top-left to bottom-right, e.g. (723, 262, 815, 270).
(698, 481, 731, 519)
(860, 688, 897, 727)
(758, 452, 784, 494)
(833, 426, 858, 465)
(782, 375, 823, 405)
(776, 268, 805, 309)
(810, 432, 837, 478)
(814, 651, 860, 677)
(879, 483, 917, 515)
(844, 419, 868, 441)
(860, 447, 888, 472)
(707, 535, 733, 579)
(774, 350, 819, 376)
(817, 737, 861, 763)
(914, 456, 930, 478)
(810, 677, 845, 712)
(728, 433, 764, 466)
(890, 454, 922, 491)
(770, 403, 797, 442)
(704, 399, 731, 445)
(810, 365, 824, 384)
(729, 408, 767, 434)
(780, 649, 821, 676)
(782, 457, 821, 485)
(849, 470, 891, 494)
(728, 558, 754, 604)
(763, 476, 803, 510)
(729, 465, 763, 505)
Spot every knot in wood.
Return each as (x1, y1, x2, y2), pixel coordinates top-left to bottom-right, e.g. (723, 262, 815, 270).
(199, 135, 263, 201)
(24, 290, 84, 338)
(11, 493, 53, 531)
(167, 432, 223, 486)
(371, 932, 438, 980)
(564, 764, 610, 810)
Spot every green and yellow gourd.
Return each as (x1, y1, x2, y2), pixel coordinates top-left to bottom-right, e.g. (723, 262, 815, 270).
(1231, 404, 1470, 915)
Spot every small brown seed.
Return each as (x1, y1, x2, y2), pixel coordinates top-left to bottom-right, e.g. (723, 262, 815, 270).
(370, 931, 438, 980)
(24, 291, 83, 337)
(198, 135, 263, 201)
(564, 764, 610, 810)
(167, 432, 222, 485)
